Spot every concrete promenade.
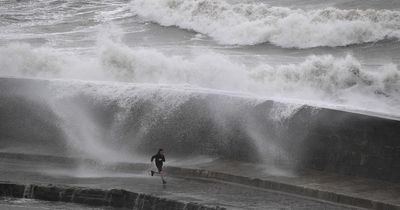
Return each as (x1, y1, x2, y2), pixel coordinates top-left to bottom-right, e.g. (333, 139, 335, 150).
(167, 160, 400, 210)
(0, 152, 398, 209)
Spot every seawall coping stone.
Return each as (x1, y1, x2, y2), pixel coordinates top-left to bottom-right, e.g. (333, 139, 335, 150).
(0, 182, 225, 210)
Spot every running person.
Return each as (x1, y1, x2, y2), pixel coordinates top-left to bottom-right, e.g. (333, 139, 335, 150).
(151, 149, 166, 184)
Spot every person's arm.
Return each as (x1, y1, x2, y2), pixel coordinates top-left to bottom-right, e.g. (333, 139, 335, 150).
(151, 155, 155, 162)
(162, 155, 165, 162)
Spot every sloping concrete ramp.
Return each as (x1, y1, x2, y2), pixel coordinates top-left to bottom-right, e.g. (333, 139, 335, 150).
(0, 182, 224, 210)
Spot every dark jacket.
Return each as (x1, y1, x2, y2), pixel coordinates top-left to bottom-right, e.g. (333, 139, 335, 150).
(151, 153, 165, 168)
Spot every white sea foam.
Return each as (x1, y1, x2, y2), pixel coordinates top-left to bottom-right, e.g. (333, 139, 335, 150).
(0, 39, 399, 116)
(130, 0, 400, 48)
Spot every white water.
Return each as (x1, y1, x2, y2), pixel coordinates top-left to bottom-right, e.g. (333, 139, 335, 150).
(131, 0, 400, 48)
(1, 39, 399, 116)
(1, 0, 399, 117)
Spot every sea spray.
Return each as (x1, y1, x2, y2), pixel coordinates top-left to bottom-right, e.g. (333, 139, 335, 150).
(130, 0, 400, 48)
(1, 41, 399, 116)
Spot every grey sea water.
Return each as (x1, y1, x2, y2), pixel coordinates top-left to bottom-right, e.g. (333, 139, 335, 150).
(1, 0, 400, 116)
(0, 2, 400, 208)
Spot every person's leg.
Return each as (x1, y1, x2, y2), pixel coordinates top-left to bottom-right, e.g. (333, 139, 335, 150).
(154, 164, 161, 174)
(151, 163, 159, 176)
(158, 166, 166, 184)
(151, 165, 162, 175)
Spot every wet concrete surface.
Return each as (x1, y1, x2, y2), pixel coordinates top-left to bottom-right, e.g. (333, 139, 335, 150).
(0, 158, 360, 210)
(187, 160, 400, 208)
(0, 197, 110, 210)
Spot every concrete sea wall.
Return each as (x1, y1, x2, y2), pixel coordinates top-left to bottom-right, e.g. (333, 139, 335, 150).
(0, 153, 398, 210)
(167, 167, 400, 210)
(1, 76, 400, 183)
(0, 182, 224, 210)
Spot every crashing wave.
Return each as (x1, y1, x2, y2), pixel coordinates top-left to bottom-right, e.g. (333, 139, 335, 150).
(2, 43, 399, 100)
(130, 0, 400, 48)
(0, 42, 399, 115)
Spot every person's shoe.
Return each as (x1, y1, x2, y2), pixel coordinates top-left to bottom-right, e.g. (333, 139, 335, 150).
(151, 171, 154, 176)
(162, 180, 167, 184)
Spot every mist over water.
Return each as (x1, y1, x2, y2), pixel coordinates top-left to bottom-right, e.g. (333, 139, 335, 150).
(1, 0, 400, 168)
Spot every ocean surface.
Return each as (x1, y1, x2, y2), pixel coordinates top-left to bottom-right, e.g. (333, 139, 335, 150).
(1, 0, 400, 116)
(1, 0, 400, 176)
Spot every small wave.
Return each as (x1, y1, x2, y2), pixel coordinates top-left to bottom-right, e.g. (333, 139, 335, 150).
(130, 0, 400, 48)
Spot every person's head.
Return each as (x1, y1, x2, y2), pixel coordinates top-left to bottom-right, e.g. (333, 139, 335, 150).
(158, 148, 164, 155)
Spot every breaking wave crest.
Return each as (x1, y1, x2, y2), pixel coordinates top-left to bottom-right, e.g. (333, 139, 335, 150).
(130, 0, 400, 48)
(0, 42, 399, 115)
